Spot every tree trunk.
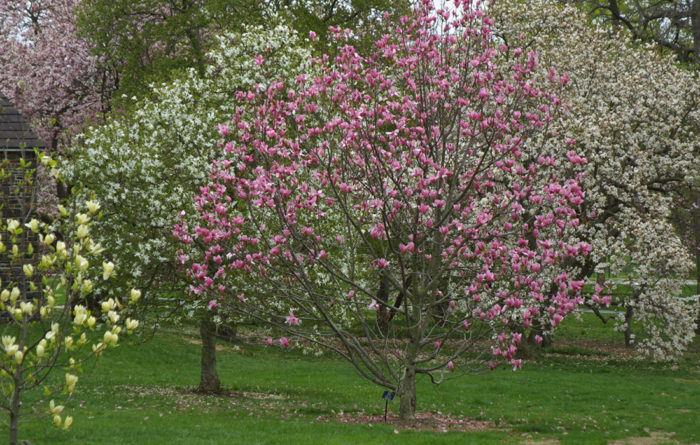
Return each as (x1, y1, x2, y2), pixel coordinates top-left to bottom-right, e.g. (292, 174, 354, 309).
(517, 329, 544, 360)
(9, 374, 22, 445)
(397, 364, 416, 420)
(376, 272, 391, 335)
(693, 189, 700, 335)
(198, 313, 221, 393)
(692, 0, 700, 66)
(624, 306, 634, 347)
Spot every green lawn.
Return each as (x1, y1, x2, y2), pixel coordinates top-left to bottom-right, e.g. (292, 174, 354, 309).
(5, 317, 699, 445)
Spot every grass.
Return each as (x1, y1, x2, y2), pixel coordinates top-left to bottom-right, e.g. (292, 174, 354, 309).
(4, 316, 699, 445)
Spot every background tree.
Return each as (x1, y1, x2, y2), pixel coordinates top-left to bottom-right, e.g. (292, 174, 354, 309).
(567, 0, 700, 334)
(76, 0, 410, 103)
(0, 0, 113, 151)
(178, 0, 591, 419)
(568, 0, 699, 65)
(64, 24, 315, 392)
(493, 0, 699, 359)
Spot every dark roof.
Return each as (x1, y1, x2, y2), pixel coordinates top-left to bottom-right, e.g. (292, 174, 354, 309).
(0, 92, 44, 152)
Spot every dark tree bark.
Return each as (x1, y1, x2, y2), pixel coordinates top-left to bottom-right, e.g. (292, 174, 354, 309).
(198, 312, 221, 393)
(693, 189, 700, 334)
(624, 306, 634, 347)
(397, 364, 417, 420)
(692, 0, 700, 64)
(376, 272, 391, 335)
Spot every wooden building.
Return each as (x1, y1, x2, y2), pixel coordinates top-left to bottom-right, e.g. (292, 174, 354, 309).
(1, 92, 44, 301)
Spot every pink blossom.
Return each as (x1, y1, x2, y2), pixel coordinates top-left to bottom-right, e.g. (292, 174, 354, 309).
(279, 337, 290, 348)
(217, 124, 230, 137)
(511, 359, 522, 371)
(285, 311, 300, 326)
(208, 300, 218, 310)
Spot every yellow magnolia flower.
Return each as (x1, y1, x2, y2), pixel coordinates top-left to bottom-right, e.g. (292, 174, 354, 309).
(10, 287, 20, 304)
(73, 306, 88, 326)
(92, 342, 105, 356)
(63, 416, 73, 430)
(101, 298, 116, 312)
(25, 219, 40, 233)
(49, 400, 64, 415)
(22, 264, 34, 278)
(130, 289, 142, 303)
(65, 373, 78, 393)
(42, 233, 56, 246)
(103, 331, 118, 346)
(56, 241, 67, 258)
(86, 200, 101, 214)
(5, 344, 19, 357)
(75, 213, 90, 225)
(102, 261, 115, 280)
(39, 254, 56, 269)
(20, 301, 33, 315)
(75, 255, 89, 272)
(82, 279, 93, 293)
(2, 336, 16, 351)
(53, 415, 62, 428)
(6, 220, 19, 233)
(107, 310, 119, 324)
(125, 318, 139, 331)
(76, 224, 89, 239)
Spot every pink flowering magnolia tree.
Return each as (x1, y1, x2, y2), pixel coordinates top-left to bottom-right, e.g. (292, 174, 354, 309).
(176, 0, 590, 419)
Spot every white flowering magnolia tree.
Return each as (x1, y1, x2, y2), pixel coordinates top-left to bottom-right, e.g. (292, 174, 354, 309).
(0, 153, 140, 445)
(64, 24, 314, 392)
(492, 0, 700, 359)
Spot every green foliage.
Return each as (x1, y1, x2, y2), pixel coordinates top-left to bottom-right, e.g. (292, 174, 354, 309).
(76, 0, 260, 101)
(76, 0, 411, 102)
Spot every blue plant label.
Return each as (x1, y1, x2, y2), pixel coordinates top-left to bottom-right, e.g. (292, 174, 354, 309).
(382, 390, 395, 401)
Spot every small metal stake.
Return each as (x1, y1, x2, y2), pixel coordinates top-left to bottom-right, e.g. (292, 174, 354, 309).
(382, 390, 395, 422)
